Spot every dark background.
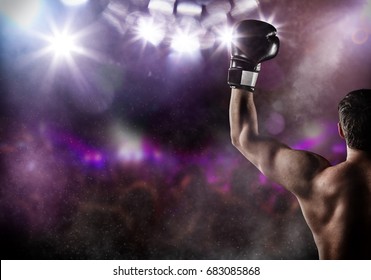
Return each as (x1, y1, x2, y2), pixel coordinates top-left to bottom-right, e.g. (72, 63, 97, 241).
(1, 0, 371, 259)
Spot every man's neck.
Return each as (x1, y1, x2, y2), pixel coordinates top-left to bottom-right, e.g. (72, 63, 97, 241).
(346, 147, 371, 162)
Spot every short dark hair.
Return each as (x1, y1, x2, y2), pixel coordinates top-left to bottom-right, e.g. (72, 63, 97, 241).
(338, 89, 371, 150)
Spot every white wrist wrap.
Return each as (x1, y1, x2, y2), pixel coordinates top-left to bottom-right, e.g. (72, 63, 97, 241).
(240, 70, 259, 88)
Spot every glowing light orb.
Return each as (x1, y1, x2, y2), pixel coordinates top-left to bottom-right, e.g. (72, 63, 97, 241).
(111, 123, 145, 163)
(49, 32, 78, 57)
(137, 18, 165, 46)
(217, 26, 234, 45)
(171, 32, 200, 54)
(266, 112, 285, 135)
(60, 0, 89, 6)
(352, 28, 369, 45)
(118, 144, 144, 163)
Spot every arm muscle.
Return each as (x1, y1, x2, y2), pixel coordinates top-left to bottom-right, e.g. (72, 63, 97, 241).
(229, 88, 330, 197)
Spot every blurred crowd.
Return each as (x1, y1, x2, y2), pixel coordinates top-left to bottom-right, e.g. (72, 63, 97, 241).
(0, 124, 317, 260)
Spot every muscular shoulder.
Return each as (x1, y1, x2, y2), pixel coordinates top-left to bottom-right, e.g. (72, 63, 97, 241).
(313, 162, 367, 193)
(311, 163, 356, 199)
(272, 149, 331, 197)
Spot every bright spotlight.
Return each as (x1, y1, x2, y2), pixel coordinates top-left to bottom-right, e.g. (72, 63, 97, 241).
(171, 32, 200, 54)
(60, 0, 89, 6)
(137, 17, 165, 46)
(217, 26, 233, 45)
(48, 31, 78, 57)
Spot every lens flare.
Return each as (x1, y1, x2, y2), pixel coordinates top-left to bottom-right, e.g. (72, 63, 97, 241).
(36, 21, 86, 62)
(217, 26, 234, 45)
(136, 17, 165, 46)
(48, 32, 78, 57)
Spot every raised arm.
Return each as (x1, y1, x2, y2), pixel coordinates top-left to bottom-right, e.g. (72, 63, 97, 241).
(229, 88, 330, 197)
(227, 20, 330, 198)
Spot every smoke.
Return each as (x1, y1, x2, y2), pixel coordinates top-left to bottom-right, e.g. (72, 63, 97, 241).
(287, 13, 356, 120)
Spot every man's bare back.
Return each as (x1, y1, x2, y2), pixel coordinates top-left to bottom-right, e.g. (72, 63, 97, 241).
(302, 156, 371, 259)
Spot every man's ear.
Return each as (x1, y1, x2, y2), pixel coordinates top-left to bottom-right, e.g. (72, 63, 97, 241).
(338, 122, 345, 139)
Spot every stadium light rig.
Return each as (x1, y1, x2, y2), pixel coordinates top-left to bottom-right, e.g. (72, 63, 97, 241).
(99, 0, 263, 56)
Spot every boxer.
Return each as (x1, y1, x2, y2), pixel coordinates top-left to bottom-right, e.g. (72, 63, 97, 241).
(228, 19, 371, 259)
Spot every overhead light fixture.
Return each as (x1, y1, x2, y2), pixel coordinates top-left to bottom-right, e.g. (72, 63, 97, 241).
(60, 0, 89, 7)
(230, 0, 259, 18)
(148, 0, 175, 16)
(176, 1, 202, 17)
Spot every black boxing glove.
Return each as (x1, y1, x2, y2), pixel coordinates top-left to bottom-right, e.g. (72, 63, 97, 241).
(228, 19, 279, 91)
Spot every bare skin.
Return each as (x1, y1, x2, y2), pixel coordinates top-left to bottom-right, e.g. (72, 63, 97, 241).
(229, 88, 371, 259)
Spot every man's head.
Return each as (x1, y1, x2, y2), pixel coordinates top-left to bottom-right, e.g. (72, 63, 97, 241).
(338, 89, 371, 151)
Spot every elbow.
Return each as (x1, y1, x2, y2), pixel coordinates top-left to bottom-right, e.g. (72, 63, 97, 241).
(230, 124, 248, 149)
(231, 134, 249, 153)
(230, 133, 242, 149)
(230, 131, 257, 153)
(231, 134, 261, 169)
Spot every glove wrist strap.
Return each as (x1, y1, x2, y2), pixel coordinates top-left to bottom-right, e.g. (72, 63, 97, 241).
(228, 69, 259, 91)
